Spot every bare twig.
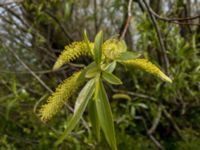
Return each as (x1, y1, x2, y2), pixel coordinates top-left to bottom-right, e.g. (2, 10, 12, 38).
(139, 116, 165, 150)
(6, 46, 89, 130)
(142, 0, 169, 74)
(6, 47, 53, 93)
(94, 0, 98, 34)
(1, 6, 29, 28)
(148, 105, 163, 134)
(120, 0, 133, 39)
(44, 10, 73, 42)
(147, 5, 200, 24)
(162, 108, 183, 138)
(0, 0, 23, 6)
(149, 134, 165, 150)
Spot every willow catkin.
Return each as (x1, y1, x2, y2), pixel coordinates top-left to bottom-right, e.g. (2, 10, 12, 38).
(53, 42, 93, 70)
(53, 39, 128, 71)
(103, 39, 127, 60)
(39, 71, 81, 122)
(123, 59, 172, 83)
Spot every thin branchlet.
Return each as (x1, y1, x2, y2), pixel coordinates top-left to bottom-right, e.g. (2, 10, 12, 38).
(123, 59, 172, 83)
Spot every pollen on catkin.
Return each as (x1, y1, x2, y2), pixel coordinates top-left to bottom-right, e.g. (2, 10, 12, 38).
(103, 39, 127, 60)
(53, 42, 93, 70)
(39, 71, 81, 122)
(123, 59, 172, 83)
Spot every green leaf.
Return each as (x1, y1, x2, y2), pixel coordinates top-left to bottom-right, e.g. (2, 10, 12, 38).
(11, 76, 17, 97)
(104, 61, 116, 73)
(77, 62, 96, 81)
(102, 71, 122, 85)
(95, 79, 117, 150)
(93, 31, 103, 65)
(83, 30, 92, 55)
(116, 51, 141, 61)
(88, 100, 100, 141)
(85, 67, 99, 78)
(55, 79, 95, 146)
(94, 75, 100, 99)
(135, 103, 148, 109)
(112, 93, 131, 101)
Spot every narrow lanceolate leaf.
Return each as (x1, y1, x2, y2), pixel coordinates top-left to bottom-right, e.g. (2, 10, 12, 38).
(88, 100, 100, 141)
(95, 79, 117, 150)
(77, 62, 96, 81)
(94, 75, 100, 100)
(104, 61, 117, 73)
(85, 67, 99, 78)
(116, 51, 141, 61)
(55, 79, 95, 146)
(83, 30, 92, 55)
(123, 59, 172, 83)
(102, 71, 122, 85)
(93, 31, 103, 65)
(112, 93, 131, 101)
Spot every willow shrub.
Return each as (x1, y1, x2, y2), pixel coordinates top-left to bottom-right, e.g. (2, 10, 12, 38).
(39, 31, 172, 150)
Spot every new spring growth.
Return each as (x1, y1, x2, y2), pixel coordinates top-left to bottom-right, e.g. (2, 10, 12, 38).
(53, 39, 127, 71)
(38, 31, 172, 150)
(39, 31, 172, 122)
(123, 59, 172, 83)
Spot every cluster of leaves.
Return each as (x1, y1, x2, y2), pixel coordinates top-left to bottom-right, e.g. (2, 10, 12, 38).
(39, 30, 172, 150)
(1, 0, 200, 149)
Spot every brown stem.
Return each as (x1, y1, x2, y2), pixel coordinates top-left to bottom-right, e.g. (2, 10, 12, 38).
(120, 0, 133, 39)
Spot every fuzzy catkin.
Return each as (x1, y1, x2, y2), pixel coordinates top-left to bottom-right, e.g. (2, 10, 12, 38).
(103, 39, 127, 60)
(53, 42, 93, 70)
(39, 71, 81, 122)
(53, 39, 127, 70)
(123, 59, 172, 83)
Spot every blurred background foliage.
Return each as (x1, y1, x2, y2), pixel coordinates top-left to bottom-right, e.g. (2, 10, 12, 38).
(0, 0, 200, 149)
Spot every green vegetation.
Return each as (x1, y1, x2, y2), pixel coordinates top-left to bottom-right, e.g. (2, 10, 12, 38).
(0, 0, 200, 149)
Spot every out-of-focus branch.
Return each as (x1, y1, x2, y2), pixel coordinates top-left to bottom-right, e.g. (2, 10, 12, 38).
(120, 0, 133, 39)
(138, 116, 165, 150)
(6, 46, 53, 93)
(162, 108, 183, 138)
(148, 105, 163, 134)
(0, 0, 23, 6)
(5, 46, 89, 130)
(140, 0, 200, 26)
(44, 10, 73, 42)
(1, 6, 29, 28)
(147, 5, 200, 22)
(142, 0, 169, 74)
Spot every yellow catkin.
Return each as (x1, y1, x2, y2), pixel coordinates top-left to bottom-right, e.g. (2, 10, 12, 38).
(53, 42, 93, 70)
(39, 71, 81, 122)
(53, 39, 127, 70)
(103, 39, 127, 60)
(123, 59, 172, 83)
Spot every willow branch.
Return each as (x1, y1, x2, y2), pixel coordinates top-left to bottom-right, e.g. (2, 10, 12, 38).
(140, 0, 200, 26)
(44, 10, 73, 42)
(7, 46, 53, 93)
(120, 0, 133, 39)
(143, 0, 169, 74)
(148, 105, 163, 134)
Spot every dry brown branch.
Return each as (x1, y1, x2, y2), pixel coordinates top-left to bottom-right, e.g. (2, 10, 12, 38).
(120, 0, 133, 39)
